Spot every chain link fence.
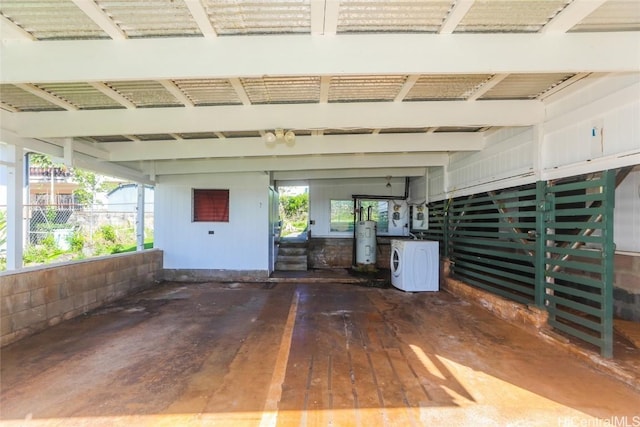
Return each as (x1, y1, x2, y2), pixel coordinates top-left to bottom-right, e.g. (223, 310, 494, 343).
(0, 203, 153, 270)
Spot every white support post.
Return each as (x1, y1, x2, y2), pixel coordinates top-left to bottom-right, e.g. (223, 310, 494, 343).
(533, 123, 544, 181)
(6, 145, 25, 270)
(63, 137, 74, 167)
(136, 183, 145, 251)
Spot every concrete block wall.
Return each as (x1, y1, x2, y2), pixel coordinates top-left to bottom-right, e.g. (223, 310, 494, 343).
(308, 237, 392, 270)
(614, 253, 640, 321)
(0, 249, 163, 347)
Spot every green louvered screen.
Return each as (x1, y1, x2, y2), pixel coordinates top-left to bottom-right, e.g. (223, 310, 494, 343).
(430, 169, 619, 358)
(542, 170, 615, 358)
(448, 185, 538, 305)
(422, 199, 448, 255)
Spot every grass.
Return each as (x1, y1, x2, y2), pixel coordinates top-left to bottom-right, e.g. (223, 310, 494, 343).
(112, 241, 154, 254)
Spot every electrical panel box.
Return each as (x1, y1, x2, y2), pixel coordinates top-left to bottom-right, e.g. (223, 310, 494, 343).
(411, 204, 428, 231)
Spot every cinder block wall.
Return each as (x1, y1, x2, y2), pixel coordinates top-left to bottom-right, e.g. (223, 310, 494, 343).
(0, 249, 163, 347)
(614, 253, 640, 322)
(308, 237, 392, 269)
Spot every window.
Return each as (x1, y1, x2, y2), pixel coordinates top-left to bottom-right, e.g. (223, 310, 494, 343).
(329, 199, 389, 233)
(193, 189, 229, 222)
(330, 200, 353, 232)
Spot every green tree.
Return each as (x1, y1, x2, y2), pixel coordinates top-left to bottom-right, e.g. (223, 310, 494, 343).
(279, 192, 309, 236)
(73, 169, 103, 206)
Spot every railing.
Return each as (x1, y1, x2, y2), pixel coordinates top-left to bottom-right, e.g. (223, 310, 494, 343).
(0, 203, 153, 270)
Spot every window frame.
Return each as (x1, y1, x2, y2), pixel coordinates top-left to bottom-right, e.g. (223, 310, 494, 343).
(192, 189, 230, 223)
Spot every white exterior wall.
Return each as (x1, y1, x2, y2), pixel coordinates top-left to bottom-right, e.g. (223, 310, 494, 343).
(107, 185, 154, 212)
(448, 127, 536, 198)
(408, 174, 427, 204)
(542, 73, 640, 178)
(427, 166, 445, 202)
(155, 172, 270, 271)
(424, 74, 640, 252)
(309, 177, 407, 237)
(615, 169, 640, 253)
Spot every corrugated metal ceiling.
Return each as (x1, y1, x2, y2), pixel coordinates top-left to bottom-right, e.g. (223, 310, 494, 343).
(97, 0, 201, 38)
(337, 0, 452, 33)
(455, 0, 571, 33)
(0, 0, 635, 142)
(0, 73, 581, 111)
(0, 0, 109, 40)
(203, 0, 311, 35)
(570, 0, 640, 32)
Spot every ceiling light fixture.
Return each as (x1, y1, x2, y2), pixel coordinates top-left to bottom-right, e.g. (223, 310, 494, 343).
(264, 128, 295, 147)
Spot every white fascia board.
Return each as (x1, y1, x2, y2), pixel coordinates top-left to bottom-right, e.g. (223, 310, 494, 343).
(151, 152, 448, 175)
(12, 100, 543, 138)
(1, 33, 639, 84)
(541, 150, 640, 181)
(107, 133, 483, 162)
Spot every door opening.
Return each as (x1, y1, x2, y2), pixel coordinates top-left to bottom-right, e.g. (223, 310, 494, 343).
(277, 185, 309, 241)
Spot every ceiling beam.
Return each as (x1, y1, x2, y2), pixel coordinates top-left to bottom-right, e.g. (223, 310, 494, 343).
(274, 167, 427, 181)
(76, 153, 154, 184)
(70, 0, 126, 40)
(2, 33, 638, 84)
(439, 0, 475, 34)
(0, 14, 35, 40)
(184, 0, 217, 38)
(229, 78, 251, 106)
(150, 152, 448, 175)
(106, 133, 484, 162)
(14, 84, 78, 111)
(394, 75, 419, 102)
(89, 82, 136, 109)
(319, 75, 331, 103)
(159, 80, 195, 107)
(10, 100, 544, 138)
(541, 0, 608, 34)
(466, 74, 509, 101)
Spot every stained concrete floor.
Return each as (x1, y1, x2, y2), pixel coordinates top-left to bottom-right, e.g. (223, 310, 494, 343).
(1, 281, 639, 427)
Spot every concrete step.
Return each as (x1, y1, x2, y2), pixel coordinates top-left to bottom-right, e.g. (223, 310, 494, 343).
(277, 255, 307, 263)
(275, 261, 308, 271)
(278, 247, 307, 256)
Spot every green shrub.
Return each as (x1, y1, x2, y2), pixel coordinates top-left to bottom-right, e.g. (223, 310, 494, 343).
(98, 225, 117, 243)
(69, 230, 85, 253)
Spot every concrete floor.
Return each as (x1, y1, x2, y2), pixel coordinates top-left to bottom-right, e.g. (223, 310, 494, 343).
(1, 281, 639, 426)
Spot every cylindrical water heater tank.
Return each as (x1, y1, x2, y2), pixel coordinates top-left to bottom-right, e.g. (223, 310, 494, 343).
(356, 220, 377, 265)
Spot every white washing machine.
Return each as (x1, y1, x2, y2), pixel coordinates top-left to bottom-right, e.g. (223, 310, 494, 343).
(390, 239, 439, 292)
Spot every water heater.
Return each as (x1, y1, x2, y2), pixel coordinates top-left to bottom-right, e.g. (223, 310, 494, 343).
(356, 220, 377, 265)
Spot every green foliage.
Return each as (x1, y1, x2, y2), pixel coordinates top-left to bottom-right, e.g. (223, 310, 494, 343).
(279, 192, 309, 236)
(98, 225, 117, 243)
(280, 193, 308, 218)
(73, 169, 103, 206)
(0, 209, 6, 249)
(29, 153, 55, 168)
(23, 233, 63, 264)
(69, 230, 85, 253)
